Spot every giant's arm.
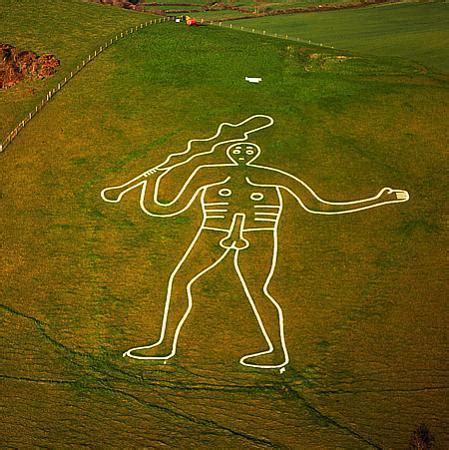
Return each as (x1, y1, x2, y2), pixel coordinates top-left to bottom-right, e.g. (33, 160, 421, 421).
(101, 115, 273, 204)
(139, 166, 229, 217)
(249, 165, 409, 214)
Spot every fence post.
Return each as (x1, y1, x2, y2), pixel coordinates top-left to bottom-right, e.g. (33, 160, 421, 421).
(1, 23, 165, 154)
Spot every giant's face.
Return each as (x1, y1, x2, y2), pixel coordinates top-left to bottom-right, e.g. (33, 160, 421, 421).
(226, 142, 261, 165)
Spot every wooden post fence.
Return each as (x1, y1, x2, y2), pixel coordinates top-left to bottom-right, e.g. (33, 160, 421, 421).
(0, 17, 175, 153)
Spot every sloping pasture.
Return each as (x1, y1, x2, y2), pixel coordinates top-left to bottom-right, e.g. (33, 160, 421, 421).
(1, 4, 448, 448)
(0, 0, 152, 136)
(238, 2, 449, 72)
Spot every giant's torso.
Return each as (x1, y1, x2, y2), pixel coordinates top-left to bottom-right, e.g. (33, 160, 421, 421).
(201, 176, 282, 231)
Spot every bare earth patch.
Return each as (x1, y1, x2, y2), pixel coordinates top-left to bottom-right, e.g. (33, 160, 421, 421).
(0, 44, 60, 90)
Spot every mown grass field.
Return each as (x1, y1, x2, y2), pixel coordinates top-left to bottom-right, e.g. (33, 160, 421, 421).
(239, 2, 449, 71)
(145, 0, 355, 21)
(192, 9, 250, 20)
(1, 0, 448, 447)
(0, 0, 153, 137)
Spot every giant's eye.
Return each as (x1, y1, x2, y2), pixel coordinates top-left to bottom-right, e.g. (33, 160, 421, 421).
(232, 149, 241, 155)
(246, 150, 254, 155)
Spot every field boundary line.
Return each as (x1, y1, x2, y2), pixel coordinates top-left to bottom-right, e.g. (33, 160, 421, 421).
(208, 20, 335, 49)
(0, 17, 174, 154)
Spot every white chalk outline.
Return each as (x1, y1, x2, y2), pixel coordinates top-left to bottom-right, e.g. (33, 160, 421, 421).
(102, 116, 410, 370)
(100, 114, 274, 205)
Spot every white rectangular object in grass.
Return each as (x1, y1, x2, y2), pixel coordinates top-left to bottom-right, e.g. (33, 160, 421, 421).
(245, 77, 262, 84)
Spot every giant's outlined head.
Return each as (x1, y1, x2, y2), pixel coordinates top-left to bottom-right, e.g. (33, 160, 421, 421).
(226, 142, 261, 165)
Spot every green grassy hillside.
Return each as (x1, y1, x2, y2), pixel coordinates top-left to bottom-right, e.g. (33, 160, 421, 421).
(1, 1, 448, 448)
(145, 0, 356, 22)
(0, 0, 152, 136)
(238, 2, 449, 72)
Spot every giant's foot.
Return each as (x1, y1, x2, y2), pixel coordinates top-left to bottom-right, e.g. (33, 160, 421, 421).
(240, 350, 288, 369)
(123, 342, 175, 360)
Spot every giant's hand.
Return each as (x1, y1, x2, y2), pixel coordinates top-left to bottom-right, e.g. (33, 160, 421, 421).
(100, 168, 163, 203)
(378, 187, 410, 203)
(101, 115, 274, 204)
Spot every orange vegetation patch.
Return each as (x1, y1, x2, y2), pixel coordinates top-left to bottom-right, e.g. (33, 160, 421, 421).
(0, 43, 60, 89)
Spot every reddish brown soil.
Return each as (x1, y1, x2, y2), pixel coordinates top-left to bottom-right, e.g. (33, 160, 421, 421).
(0, 44, 60, 89)
(91, 0, 145, 11)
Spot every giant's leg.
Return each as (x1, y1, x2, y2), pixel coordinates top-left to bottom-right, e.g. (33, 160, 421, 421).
(124, 229, 229, 360)
(234, 231, 289, 369)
